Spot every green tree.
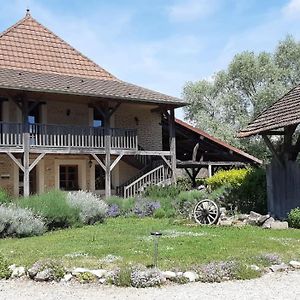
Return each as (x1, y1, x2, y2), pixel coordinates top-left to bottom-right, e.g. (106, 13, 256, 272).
(184, 36, 300, 159)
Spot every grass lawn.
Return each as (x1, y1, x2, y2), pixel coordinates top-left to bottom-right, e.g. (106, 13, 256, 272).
(1, 218, 299, 270)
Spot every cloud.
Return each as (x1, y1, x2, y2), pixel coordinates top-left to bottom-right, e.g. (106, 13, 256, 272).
(282, 0, 300, 19)
(168, 0, 218, 22)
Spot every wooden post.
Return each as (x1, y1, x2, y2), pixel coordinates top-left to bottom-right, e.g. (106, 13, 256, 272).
(208, 164, 212, 178)
(22, 97, 30, 197)
(104, 111, 111, 199)
(169, 109, 176, 184)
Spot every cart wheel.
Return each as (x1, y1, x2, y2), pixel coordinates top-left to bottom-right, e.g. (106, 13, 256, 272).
(193, 199, 220, 225)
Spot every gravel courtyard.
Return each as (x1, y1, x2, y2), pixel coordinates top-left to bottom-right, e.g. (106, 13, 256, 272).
(0, 271, 299, 300)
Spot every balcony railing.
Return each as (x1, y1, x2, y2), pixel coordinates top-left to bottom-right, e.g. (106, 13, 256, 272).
(0, 122, 138, 151)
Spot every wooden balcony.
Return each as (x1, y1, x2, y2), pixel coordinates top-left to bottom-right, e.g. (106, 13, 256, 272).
(0, 122, 138, 154)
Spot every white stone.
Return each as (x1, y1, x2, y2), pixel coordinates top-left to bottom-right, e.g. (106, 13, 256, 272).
(176, 272, 183, 276)
(250, 265, 260, 271)
(289, 261, 300, 269)
(162, 271, 176, 279)
(11, 266, 26, 278)
(72, 267, 89, 275)
(219, 220, 233, 226)
(99, 278, 106, 284)
(8, 264, 16, 272)
(183, 271, 199, 282)
(262, 217, 275, 229)
(270, 263, 288, 272)
(270, 221, 289, 230)
(62, 273, 73, 282)
(89, 269, 107, 278)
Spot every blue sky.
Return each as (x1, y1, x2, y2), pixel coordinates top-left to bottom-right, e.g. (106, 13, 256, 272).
(1, 0, 300, 119)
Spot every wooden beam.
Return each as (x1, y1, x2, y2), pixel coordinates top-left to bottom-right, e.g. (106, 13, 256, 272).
(262, 134, 283, 166)
(91, 153, 105, 171)
(110, 153, 124, 171)
(104, 111, 111, 199)
(6, 152, 24, 172)
(169, 108, 177, 184)
(23, 132, 30, 197)
(192, 143, 199, 161)
(160, 155, 172, 169)
(108, 102, 121, 118)
(29, 153, 45, 172)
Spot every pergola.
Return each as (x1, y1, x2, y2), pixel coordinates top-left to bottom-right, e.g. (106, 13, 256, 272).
(162, 118, 262, 187)
(239, 85, 300, 218)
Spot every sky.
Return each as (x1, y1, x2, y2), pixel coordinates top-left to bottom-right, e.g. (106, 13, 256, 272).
(0, 0, 300, 119)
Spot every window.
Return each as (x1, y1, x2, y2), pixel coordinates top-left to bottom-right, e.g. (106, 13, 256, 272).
(93, 109, 104, 128)
(28, 102, 40, 124)
(59, 165, 79, 191)
(95, 165, 105, 190)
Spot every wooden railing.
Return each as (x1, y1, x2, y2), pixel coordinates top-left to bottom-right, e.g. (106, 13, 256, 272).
(123, 165, 171, 198)
(0, 122, 138, 150)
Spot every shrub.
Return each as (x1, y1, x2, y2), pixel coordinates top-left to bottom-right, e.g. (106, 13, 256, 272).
(106, 196, 135, 216)
(153, 208, 166, 219)
(0, 204, 46, 238)
(67, 191, 107, 224)
(173, 190, 206, 219)
(18, 190, 80, 229)
(0, 189, 10, 204)
(77, 272, 97, 283)
(134, 197, 160, 217)
(144, 184, 182, 200)
(287, 207, 300, 228)
(206, 168, 267, 214)
(131, 268, 162, 288)
(108, 266, 132, 287)
(0, 255, 11, 279)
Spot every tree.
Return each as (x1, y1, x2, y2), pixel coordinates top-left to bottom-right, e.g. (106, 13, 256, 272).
(184, 36, 300, 159)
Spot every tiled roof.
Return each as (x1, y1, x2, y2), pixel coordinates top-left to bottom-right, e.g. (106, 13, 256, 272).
(0, 13, 186, 105)
(238, 85, 300, 137)
(0, 68, 184, 105)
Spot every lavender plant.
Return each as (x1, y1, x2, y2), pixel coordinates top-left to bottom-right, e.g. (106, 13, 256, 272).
(0, 204, 46, 238)
(67, 191, 107, 224)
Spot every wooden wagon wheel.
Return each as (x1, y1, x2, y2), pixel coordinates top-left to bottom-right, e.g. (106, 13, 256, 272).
(193, 199, 220, 225)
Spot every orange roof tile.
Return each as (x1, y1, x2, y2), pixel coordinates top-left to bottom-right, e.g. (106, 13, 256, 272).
(0, 13, 116, 80)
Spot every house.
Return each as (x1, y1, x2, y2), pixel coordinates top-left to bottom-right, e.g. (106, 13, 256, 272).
(0, 11, 186, 198)
(239, 85, 300, 218)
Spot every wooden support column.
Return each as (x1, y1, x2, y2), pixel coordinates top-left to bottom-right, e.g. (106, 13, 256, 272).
(104, 110, 111, 199)
(169, 108, 176, 184)
(22, 97, 30, 197)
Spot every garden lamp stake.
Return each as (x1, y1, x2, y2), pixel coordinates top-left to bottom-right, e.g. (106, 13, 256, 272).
(151, 232, 162, 268)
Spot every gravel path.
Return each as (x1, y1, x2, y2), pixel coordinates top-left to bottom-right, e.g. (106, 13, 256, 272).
(1, 271, 300, 300)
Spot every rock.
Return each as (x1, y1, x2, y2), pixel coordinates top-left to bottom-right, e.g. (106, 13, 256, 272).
(262, 217, 275, 229)
(219, 220, 233, 226)
(270, 221, 288, 230)
(8, 264, 16, 272)
(99, 278, 106, 284)
(35, 268, 54, 281)
(270, 263, 288, 272)
(220, 207, 226, 214)
(289, 261, 300, 269)
(11, 266, 26, 278)
(162, 271, 176, 279)
(250, 265, 260, 271)
(89, 269, 107, 278)
(183, 271, 199, 282)
(62, 273, 73, 282)
(237, 214, 249, 221)
(247, 211, 262, 225)
(72, 267, 90, 275)
(258, 214, 270, 225)
(176, 271, 183, 276)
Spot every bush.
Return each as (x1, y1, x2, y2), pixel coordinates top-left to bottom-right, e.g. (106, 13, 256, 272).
(173, 190, 206, 219)
(0, 189, 10, 204)
(206, 168, 267, 214)
(28, 259, 65, 281)
(18, 190, 80, 229)
(106, 196, 135, 217)
(134, 197, 160, 217)
(144, 184, 182, 200)
(67, 191, 107, 224)
(287, 207, 300, 229)
(0, 204, 46, 238)
(0, 255, 11, 279)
